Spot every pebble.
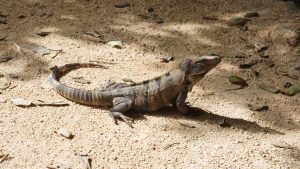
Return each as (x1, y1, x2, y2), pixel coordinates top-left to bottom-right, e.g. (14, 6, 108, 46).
(57, 128, 74, 139)
(36, 31, 51, 37)
(239, 60, 258, 69)
(160, 56, 175, 63)
(263, 59, 275, 67)
(202, 16, 218, 20)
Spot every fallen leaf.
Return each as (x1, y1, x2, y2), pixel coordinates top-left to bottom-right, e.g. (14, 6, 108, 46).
(73, 77, 91, 84)
(179, 122, 196, 128)
(33, 45, 50, 56)
(11, 98, 32, 107)
(0, 56, 12, 63)
(114, 2, 130, 8)
(107, 41, 123, 49)
(282, 84, 300, 96)
(36, 31, 51, 37)
(0, 81, 10, 90)
(56, 128, 74, 139)
(34, 100, 69, 107)
(258, 84, 280, 93)
(228, 75, 247, 86)
(228, 17, 249, 26)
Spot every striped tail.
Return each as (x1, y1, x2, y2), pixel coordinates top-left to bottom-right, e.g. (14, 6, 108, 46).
(48, 63, 111, 106)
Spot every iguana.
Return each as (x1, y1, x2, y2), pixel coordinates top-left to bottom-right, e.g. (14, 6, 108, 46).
(48, 55, 221, 127)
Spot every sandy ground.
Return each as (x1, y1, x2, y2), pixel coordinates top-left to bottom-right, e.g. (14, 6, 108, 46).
(0, 0, 300, 168)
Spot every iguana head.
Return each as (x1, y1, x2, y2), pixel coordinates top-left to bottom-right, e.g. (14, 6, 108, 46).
(180, 55, 221, 86)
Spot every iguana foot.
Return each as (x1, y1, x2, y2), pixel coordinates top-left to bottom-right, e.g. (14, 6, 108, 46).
(177, 105, 189, 114)
(109, 111, 134, 128)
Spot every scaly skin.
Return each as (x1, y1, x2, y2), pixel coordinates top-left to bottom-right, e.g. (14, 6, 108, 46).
(48, 56, 221, 127)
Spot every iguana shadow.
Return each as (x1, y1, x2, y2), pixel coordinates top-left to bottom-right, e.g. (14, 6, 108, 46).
(128, 106, 285, 135)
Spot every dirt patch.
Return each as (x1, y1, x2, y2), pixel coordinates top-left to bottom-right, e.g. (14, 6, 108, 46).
(0, 0, 299, 168)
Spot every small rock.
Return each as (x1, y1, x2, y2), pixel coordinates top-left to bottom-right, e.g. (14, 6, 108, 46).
(36, 31, 51, 37)
(218, 119, 231, 128)
(282, 84, 300, 96)
(272, 142, 295, 149)
(228, 75, 247, 86)
(284, 82, 293, 88)
(0, 73, 4, 78)
(258, 84, 280, 93)
(33, 46, 50, 56)
(114, 2, 130, 8)
(11, 98, 33, 107)
(248, 103, 269, 111)
(244, 11, 259, 18)
(160, 56, 175, 63)
(0, 96, 8, 103)
(0, 56, 12, 63)
(107, 41, 123, 49)
(57, 128, 74, 139)
(122, 77, 135, 83)
(202, 16, 218, 20)
(228, 17, 249, 26)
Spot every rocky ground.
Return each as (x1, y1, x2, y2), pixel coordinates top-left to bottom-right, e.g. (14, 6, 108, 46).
(0, 0, 299, 168)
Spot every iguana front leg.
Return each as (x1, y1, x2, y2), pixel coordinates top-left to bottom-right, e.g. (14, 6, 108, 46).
(109, 97, 134, 128)
(174, 89, 190, 114)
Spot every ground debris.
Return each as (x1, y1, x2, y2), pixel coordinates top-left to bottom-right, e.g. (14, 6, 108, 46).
(228, 75, 247, 86)
(228, 17, 249, 26)
(282, 84, 300, 96)
(179, 122, 196, 128)
(248, 103, 269, 111)
(202, 16, 218, 20)
(107, 40, 123, 49)
(0, 154, 12, 164)
(56, 128, 74, 139)
(73, 77, 91, 84)
(272, 142, 295, 149)
(83, 30, 105, 43)
(11, 97, 33, 107)
(258, 84, 280, 93)
(33, 99, 69, 107)
(0, 56, 12, 63)
(114, 2, 130, 8)
(160, 56, 175, 63)
(36, 31, 51, 37)
(75, 153, 92, 169)
(239, 60, 258, 69)
(244, 11, 259, 18)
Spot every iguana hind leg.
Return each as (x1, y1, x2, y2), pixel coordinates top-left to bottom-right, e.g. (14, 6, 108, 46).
(109, 97, 134, 128)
